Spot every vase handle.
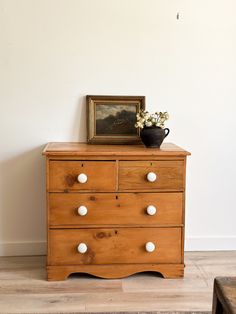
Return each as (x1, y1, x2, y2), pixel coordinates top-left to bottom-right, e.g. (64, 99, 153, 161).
(164, 128, 170, 138)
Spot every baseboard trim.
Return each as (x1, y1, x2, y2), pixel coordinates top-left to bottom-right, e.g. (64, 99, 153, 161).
(0, 236, 235, 256)
(0, 241, 46, 256)
(185, 236, 236, 251)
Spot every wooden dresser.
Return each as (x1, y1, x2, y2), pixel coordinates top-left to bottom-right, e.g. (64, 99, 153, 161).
(43, 142, 190, 281)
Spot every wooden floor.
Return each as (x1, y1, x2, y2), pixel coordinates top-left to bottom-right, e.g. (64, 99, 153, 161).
(0, 252, 235, 313)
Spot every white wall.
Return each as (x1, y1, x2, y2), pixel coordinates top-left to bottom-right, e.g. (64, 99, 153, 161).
(0, 0, 236, 255)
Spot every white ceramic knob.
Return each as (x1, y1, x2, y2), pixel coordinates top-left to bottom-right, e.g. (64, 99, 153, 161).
(77, 243, 87, 254)
(77, 206, 88, 216)
(147, 172, 157, 182)
(146, 205, 157, 216)
(145, 242, 156, 252)
(77, 173, 88, 184)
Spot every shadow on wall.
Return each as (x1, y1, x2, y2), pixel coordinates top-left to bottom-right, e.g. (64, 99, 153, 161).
(0, 145, 46, 255)
(71, 95, 87, 142)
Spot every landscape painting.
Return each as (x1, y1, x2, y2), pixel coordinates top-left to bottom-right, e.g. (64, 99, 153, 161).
(96, 104, 137, 135)
(87, 95, 145, 144)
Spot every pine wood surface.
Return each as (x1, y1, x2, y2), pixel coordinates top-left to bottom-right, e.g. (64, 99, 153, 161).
(119, 161, 184, 191)
(49, 161, 116, 192)
(43, 142, 191, 157)
(48, 228, 182, 265)
(0, 252, 235, 313)
(44, 142, 189, 280)
(47, 264, 184, 281)
(49, 192, 183, 226)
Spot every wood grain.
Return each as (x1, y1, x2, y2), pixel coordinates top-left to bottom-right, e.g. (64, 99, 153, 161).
(49, 161, 116, 192)
(2, 252, 234, 312)
(49, 192, 183, 226)
(212, 277, 236, 313)
(47, 263, 184, 281)
(48, 227, 182, 265)
(43, 142, 191, 157)
(43, 142, 190, 281)
(119, 160, 184, 191)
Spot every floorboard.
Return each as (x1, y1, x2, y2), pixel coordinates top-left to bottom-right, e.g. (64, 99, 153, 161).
(0, 251, 235, 313)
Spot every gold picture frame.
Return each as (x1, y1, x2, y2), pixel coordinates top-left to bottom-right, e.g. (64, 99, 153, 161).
(87, 95, 145, 144)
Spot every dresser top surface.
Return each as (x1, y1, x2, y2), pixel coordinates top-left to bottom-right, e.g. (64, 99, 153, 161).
(43, 142, 190, 157)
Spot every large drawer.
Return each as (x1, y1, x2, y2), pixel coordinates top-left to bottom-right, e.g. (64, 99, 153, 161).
(119, 161, 184, 191)
(49, 161, 116, 191)
(48, 228, 182, 265)
(49, 193, 183, 226)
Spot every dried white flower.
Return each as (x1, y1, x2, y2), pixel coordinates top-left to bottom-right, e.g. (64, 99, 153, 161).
(135, 109, 169, 129)
(145, 121, 152, 127)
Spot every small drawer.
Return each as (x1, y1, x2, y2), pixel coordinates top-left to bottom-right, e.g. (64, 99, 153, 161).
(49, 193, 183, 226)
(119, 161, 184, 191)
(49, 161, 116, 191)
(48, 228, 182, 265)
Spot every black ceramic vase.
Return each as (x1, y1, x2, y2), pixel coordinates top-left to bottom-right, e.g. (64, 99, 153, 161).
(140, 126, 170, 148)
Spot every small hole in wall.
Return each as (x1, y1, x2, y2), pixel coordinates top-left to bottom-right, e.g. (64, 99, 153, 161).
(81, 163, 84, 167)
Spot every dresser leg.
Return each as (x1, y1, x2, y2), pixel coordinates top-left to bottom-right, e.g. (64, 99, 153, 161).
(161, 269, 184, 278)
(47, 266, 70, 281)
(156, 264, 184, 279)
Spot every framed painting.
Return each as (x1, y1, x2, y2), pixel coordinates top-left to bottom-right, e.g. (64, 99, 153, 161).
(87, 95, 145, 144)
